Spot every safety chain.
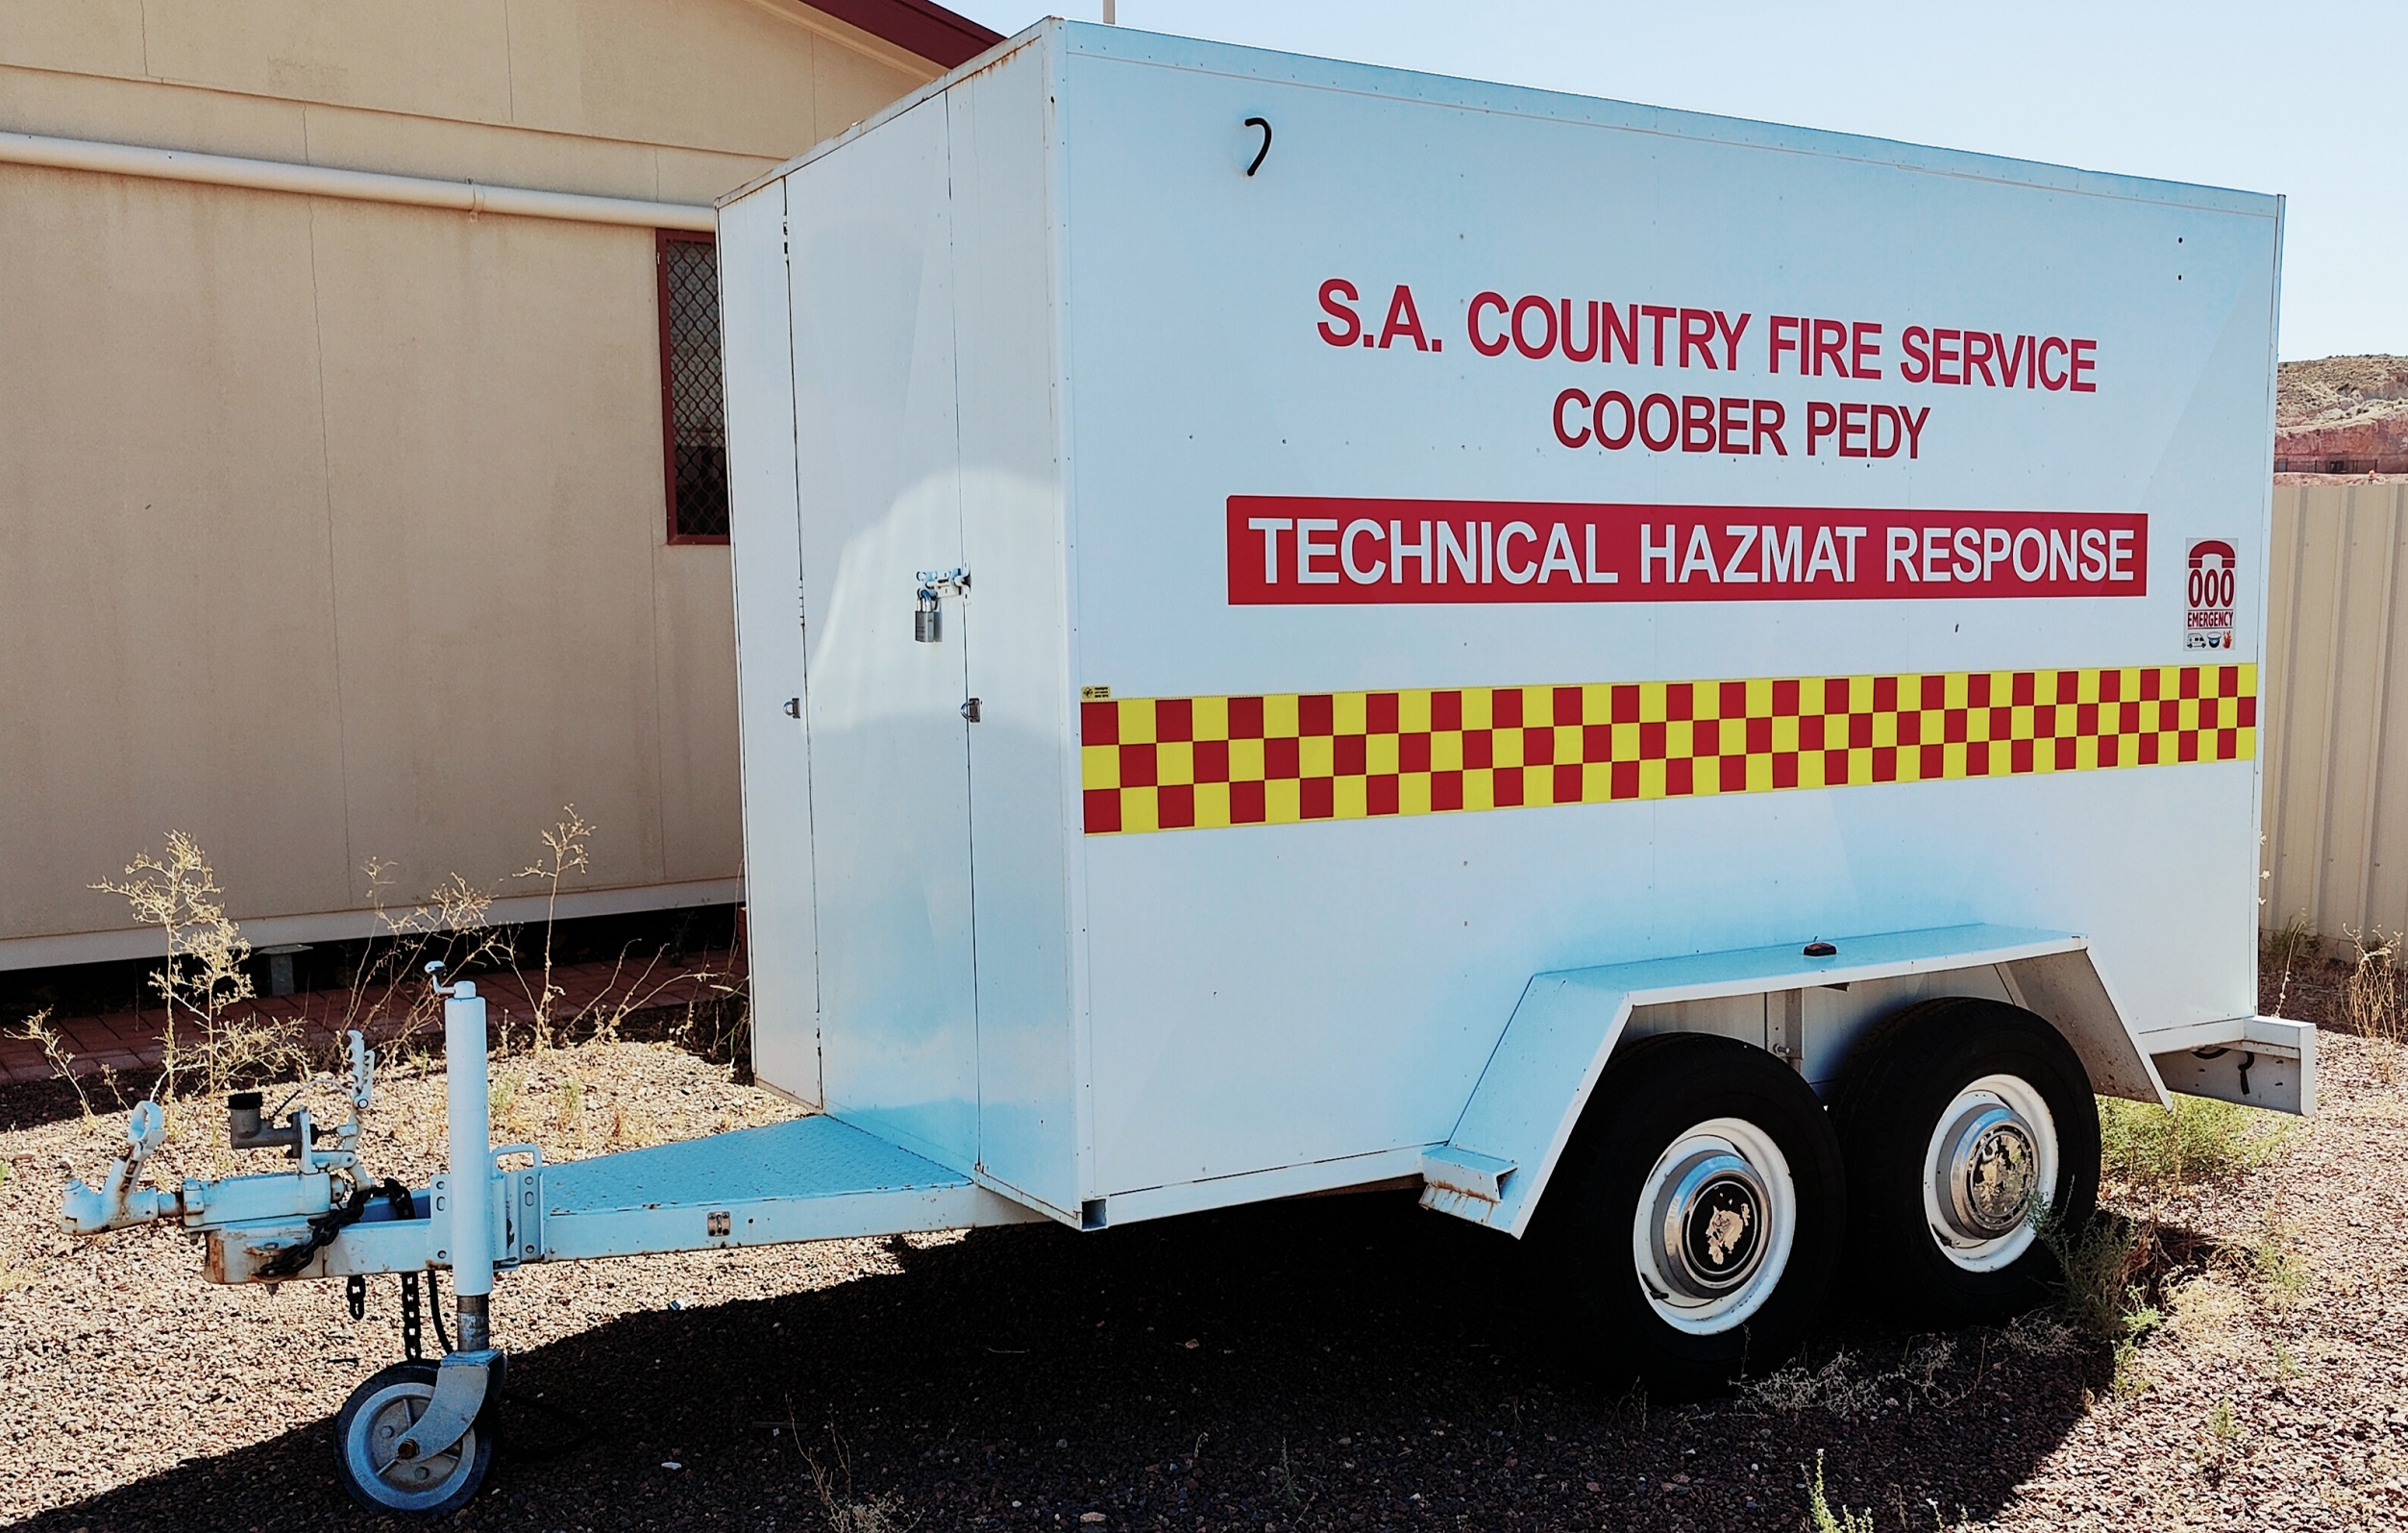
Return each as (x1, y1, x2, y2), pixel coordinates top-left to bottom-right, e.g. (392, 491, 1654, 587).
(401, 1271, 424, 1361)
(258, 1176, 414, 1280)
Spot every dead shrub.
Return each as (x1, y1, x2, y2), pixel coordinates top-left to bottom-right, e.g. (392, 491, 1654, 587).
(95, 833, 304, 1112)
(2344, 927, 2405, 1080)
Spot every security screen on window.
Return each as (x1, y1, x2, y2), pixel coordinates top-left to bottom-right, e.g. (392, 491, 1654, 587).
(658, 230, 729, 542)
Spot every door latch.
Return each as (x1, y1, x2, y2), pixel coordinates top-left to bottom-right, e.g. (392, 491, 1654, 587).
(913, 568, 971, 643)
(960, 697, 982, 724)
(782, 697, 800, 719)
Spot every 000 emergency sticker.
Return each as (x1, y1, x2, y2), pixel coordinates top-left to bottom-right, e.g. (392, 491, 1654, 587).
(2185, 539, 2239, 651)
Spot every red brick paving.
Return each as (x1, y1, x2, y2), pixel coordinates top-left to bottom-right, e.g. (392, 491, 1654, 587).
(0, 950, 743, 1086)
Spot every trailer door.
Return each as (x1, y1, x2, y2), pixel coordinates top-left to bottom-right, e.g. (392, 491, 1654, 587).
(787, 96, 981, 1170)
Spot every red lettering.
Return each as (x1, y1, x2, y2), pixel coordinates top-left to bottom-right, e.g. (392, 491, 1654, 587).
(1963, 330, 1996, 385)
(2070, 338, 2097, 393)
(1378, 284, 1430, 351)
(1839, 402, 1869, 457)
(1752, 398, 1787, 456)
(1811, 318, 1849, 377)
(1595, 391, 1636, 449)
(1638, 393, 1679, 452)
(2039, 336, 2070, 390)
(1511, 294, 1557, 359)
(1768, 315, 1801, 375)
(1642, 305, 1678, 366)
(1806, 400, 1838, 456)
(1553, 388, 1590, 448)
(1316, 278, 1361, 347)
(1468, 292, 1509, 357)
(1681, 395, 1717, 452)
(1600, 303, 1639, 365)
(1714, 310, 1750, 371)
(1850, 321, 1882, 379)
(1718, 396, 1749, 455)
(1995, 334, 2027, 388)
(1679, 309, 1718, 369)
(1932, 329, 1961, 385)
(1902, 326, 1930, 383)
(1869, 405, 1902, 458)
(1560, 299, 1600, 362)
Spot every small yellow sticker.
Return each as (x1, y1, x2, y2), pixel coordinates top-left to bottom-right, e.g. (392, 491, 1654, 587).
(1081, 684, 1112, 702)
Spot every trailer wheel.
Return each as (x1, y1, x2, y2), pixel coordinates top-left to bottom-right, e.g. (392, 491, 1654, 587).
(1545, 1033, 1845, 1398)
(332, 1361, 493, 1517)
(1833, 997, 2099, 1324)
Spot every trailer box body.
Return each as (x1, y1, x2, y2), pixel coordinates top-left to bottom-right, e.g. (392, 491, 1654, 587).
(720, 22, 2284, 1228)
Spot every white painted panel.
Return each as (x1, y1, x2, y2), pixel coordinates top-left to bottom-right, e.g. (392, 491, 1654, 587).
(949, 46, 1083, 1216)
(1050, 29, 2279, 1199)
(726, 20, 2281, 1224)
(785, 97, 979, 1169)
(719, 183, 821, 1104)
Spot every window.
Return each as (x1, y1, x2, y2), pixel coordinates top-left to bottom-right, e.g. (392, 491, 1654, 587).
(657, 230, 729, 542)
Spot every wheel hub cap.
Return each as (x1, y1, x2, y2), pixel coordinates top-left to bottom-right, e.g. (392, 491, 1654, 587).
(1653, 1151, 1770, 1299)
(1939, 1104, 2040, 1239)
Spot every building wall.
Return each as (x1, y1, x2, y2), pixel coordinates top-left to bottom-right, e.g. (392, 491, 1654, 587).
(0, 1, 941, 965)
(2262, 481, 2408, 946)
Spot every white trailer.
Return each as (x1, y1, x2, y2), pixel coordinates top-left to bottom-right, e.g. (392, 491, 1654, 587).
(62, 20, 2304, 1516)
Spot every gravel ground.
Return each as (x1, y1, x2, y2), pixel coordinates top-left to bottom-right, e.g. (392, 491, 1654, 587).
(2, 998, 2400, 1532)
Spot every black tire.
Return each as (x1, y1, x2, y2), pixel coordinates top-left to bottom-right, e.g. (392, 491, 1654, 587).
(332, 1360, 494, 1517)
(1541, 1032, 1845, 1399)
(1832, 997, 2100, 1325)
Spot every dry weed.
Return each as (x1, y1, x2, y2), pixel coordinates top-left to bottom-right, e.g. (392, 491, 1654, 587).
(2344, 927, 2405, 1080)
(512, 805, 595, 1049)
(11, 1009, 92, 1124)
(802, 1417, 913, 1533)
(2165, 1273, 2252, 1368)
(95, 834, 304, 1117)
(1742, 1336, 1962, 1419)
(1992, 1309, 2081, 1359)
(332, 860, 515, 1059)
(2261, 910, 2319, 1017)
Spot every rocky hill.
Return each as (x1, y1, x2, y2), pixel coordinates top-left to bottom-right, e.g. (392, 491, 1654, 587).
(2277, 355, 2408, 473)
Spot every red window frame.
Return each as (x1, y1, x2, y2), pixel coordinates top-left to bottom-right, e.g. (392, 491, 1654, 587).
(657, 228, 730, 545)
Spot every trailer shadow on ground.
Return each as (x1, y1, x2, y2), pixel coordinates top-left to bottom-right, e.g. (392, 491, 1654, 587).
(18, 1191, 2110, 1532)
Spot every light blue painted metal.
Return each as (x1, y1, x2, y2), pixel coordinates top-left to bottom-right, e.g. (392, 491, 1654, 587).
(443, 984, 493, 1306)
(537, 1115, 1041, 1261)
(1432, 925, 2119, 1236)
(2150, 1015, 2317, 1115)
(1418, 1147, 1514, 1222)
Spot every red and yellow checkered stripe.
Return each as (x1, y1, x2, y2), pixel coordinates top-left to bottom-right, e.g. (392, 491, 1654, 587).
(1080, 664, 2255, 835)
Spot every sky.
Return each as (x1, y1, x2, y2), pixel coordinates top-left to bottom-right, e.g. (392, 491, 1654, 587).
(945, 2, 2404, 361)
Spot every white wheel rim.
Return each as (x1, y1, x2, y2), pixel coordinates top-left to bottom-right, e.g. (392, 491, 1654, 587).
(344, 1380, 478, 1511)
(1921, 1073, 2057, 1273)
(1630, 1116, 1797, 1334)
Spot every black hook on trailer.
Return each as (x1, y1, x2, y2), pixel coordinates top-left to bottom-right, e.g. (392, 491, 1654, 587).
(1243, 116, 1272, 176)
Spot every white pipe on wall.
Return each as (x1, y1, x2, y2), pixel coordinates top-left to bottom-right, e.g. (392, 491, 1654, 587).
(0, 128, 716, 231)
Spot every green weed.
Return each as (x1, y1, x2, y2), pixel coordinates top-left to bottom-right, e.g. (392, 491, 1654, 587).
(1806, 1450, 1875, 1533)
(2100, 1094, 2289, 1193)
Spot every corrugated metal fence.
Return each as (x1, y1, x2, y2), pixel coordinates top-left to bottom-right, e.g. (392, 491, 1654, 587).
(2262, 482, 2408, 941)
